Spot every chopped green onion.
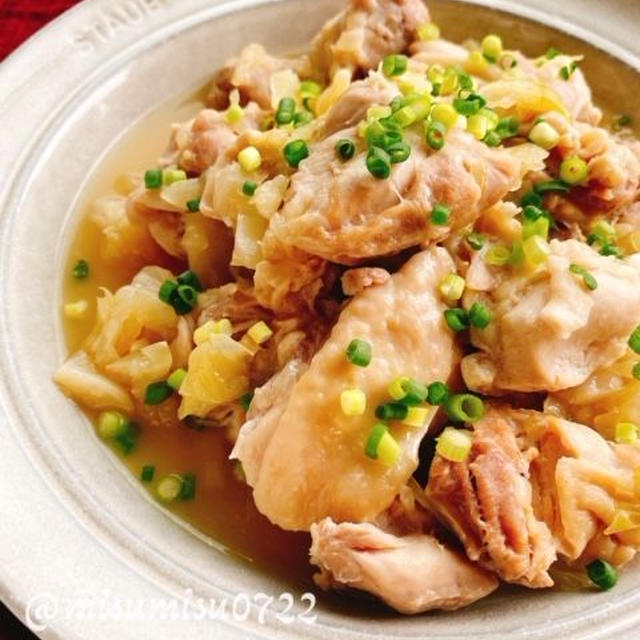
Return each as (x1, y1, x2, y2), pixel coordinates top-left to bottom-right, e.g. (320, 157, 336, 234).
(560, 155, 589, 185)
(559, 61, 578, 81)
(633, 362, 640, 381)
(444, 308, 469, 332)
(586, 559, 618, 591)
(340, 389, 367, 416)
(427, 381, 450, 405)
(523, 204, 545, 221)
(177, 270, 203, 292)
(238, 145, 262, 172)
(528, 120, 560, 150)
(481, 34, 503, 63)
(275, 97, 296, 125)
(163, 169, 187, 186)
(157, 474, 183, 502)
(431, 203, 451, 226)
(569, 263, 597, 290)
(523, 235, 551, 265)
(523, 216, 550, 241)
(382, 54, 408, 77)
(445, 393, 485, 422)
(521, 191, 543, 208)
(417, 22, 440, 41)
(495, 116, 519, 139)
(240, 391, 254, 411)
(144, 169, 163, 189)
(293, 111, 313, 127)
(300, 80, 322, 97)
(365, 118, 402, 150)
(97, 411, 128, 439)
(141, 465, 155, 483)
(439, 274, 465, 301)
(388, 376, 411, 400)
(615, 422, 638, 444)
(335, 138, 356, 161)
(173, 285, 198, 314)
(145, 381, 173, 405)
(509, 241, 525, 266)
(467, 232, 485, 250)
(179, 472, 197, 500)
(242, 180, 257, 196)
(167, 368, 187, 391)
(453, 95, 484, 116)
(376, 402, 409, 421)
(458, 70, 474, 91)
(468, 302, 492, 329)
(186, 198, 201, 212)
(400, 378, 428, 406)
(226, 104, 244, 124)
(387, 141, 411, 164)
(366, 146, 391, 179)
(545, 47, 562, 59)
(115, 422, 139, 455)
(628, 326, 640, 354)
(440, 67, 459, 95)
(485, 245, 511, 266)
(613, 114, 633, 131)
(467, 114, 489, 140)
(430, 103, 458, 129)
(365, 422, 388, 459)
(403, 406, 430, 428)
(426, 121, 446, 150)
(72, 259, 90, 280)
(436, 426, 473, 462)
(534, 180, 570, 195)
(365, 423, 402, 465)
(483, 130, 501, 147)
(346, 338, 372, 367)
(283, 139, 309, 168)
(159, 280, 178, 303)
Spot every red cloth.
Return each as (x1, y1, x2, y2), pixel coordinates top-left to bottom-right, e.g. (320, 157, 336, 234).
(0, 0, 80, 60)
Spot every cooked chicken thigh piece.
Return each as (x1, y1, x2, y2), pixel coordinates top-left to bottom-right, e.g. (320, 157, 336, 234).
(232, 247, 460, 530)
(266, 128, 523, 264)
(462, 240, 640, 394)
(310, 519, 498, 613)
(310, 0, 429, 79)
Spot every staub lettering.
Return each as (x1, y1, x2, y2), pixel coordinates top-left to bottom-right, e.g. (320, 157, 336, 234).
(72, 0, 169, 52)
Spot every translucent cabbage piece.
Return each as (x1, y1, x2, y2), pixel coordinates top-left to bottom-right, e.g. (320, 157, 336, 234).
(54, 351, 134, 412)
(178, 334, 251, 419)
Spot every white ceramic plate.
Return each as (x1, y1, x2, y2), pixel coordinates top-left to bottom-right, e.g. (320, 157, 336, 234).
(1, 1, 639, 638)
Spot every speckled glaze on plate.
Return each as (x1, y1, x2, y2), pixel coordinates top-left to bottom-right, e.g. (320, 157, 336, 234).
(0, 0, 639, 638)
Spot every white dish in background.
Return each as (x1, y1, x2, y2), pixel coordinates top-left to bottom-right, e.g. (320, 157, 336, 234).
(0, 0, 639, 638)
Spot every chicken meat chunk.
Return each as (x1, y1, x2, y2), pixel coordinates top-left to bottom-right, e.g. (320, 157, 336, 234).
(232, 247, 460, 530)
(265, 128, 524, 264)
(310, 0, 429, 79)
(462, 239, 640, 394)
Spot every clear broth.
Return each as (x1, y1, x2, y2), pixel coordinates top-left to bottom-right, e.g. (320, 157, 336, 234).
(61, 0, 639, 595)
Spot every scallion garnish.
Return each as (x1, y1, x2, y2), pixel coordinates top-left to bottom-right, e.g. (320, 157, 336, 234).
(283, 139, 309, 168)
(240, 391, 254, 411)
(382, 54, 408, 77)
(436, 426, 473, 462)
(179, 472, 197, 500)
(293, 111, 313, 127)
(366, 146, 391, 179)
(177, 270, 203, 292)
(72, 259, 90, 280)
(633, 362, 640, 380)
(586, 559, 618, 591)
(495, 116, 519, 139)
(375, 402, 409, 421)
(141, 465, 155, 483)
(365, 423, 402, 466)
(97, 410, 128, 439)
(144, 169, 163, 189)
(559, 61, 578, 81)
(275, 97, 296, 125)
(483, 130, 501, 147)
(560, 156, 589, 185)
(145, 381, 174, 405)
(335, 138, 356, 161)
(427, 381, 450, 405)
(468, 302, 492, 328)
(445, 393, 485, 422)
(628, 326, 640, 354)
(431, 203, 451, 226)
(242, 180, 257, 196)
(444, 308, 469, 332)
(569, 263, 597, 290)
(545, 47, 561, 59)
(186, 198, 201, 213)
(426, 121, 446, 150)
(156, 474, 183, 502)
(115, 421, 139, 455)
(167, 368, 187, 391)
(387, 140, 411, 164)
(346, 339, 372, 367)
(467, 232, 485, 250)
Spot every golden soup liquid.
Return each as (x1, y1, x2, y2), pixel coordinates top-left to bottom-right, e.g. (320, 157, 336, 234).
(62, 0, 639, 596)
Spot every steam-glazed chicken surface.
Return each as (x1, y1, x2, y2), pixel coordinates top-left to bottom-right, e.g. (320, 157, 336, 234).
(55, 0, 640, 616)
